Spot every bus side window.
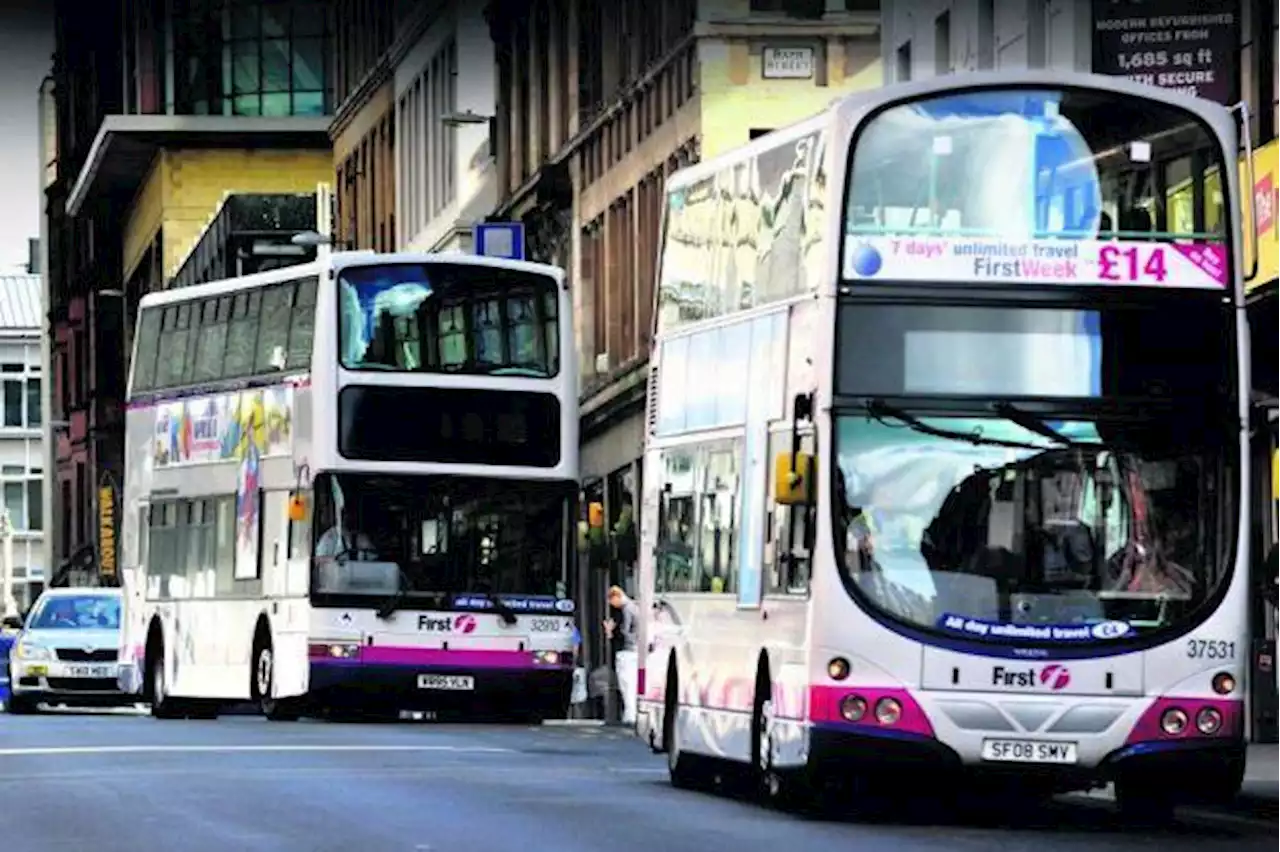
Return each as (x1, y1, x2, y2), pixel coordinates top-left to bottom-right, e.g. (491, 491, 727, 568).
(288, 488, 313, 559)
(656, 448, 697, 593)
(766, 429, 814, 594)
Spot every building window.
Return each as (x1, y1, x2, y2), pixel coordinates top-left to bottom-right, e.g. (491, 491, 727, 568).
(896, 41, 912, 82)
(750, 0, 824, 18)
(60, 479, 71, 556)
(1, 362, 40, 429)
(0, 469, 42, 531)
(169, 0, 332, 117)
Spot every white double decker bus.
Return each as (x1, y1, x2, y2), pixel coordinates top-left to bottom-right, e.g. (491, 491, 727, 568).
(119, 251, 579, 722)
(636, 70, 1262, 816)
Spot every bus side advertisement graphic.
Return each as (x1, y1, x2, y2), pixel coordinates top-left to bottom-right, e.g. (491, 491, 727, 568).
(843, 236, 1226, 289)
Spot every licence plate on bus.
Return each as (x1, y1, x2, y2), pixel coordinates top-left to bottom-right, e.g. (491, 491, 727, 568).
(418, 674, 474, 691)
(981, 739, 1078, 764)
(65, 664, 115, 678)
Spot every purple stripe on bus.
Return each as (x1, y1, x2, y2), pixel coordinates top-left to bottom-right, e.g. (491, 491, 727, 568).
(358, 646, 564, 669)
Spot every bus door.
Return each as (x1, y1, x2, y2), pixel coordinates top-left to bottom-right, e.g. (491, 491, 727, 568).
(1250, 406, 1278, 743)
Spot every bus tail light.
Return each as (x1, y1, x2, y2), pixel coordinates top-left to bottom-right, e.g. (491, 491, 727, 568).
(1159, 707, 1188, 735)
(839, 695, 867, 722)
(309, 642, 360, 660)
(874, 697, 902, 726)
(1211, 672, 1235, 695)
(1195, 706, 1223, 735)
(827, 657, 850, 680)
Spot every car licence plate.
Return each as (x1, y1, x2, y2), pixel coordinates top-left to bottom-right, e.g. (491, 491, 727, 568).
(418, 674, 474, 691)
(981, 738, 1078, 764)
(65, 664, 115, 678)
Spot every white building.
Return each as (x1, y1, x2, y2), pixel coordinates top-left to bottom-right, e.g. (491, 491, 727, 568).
(395, 4, 498, 254)
(880, 0, 1091, 80)
(0, 274, 47, 610)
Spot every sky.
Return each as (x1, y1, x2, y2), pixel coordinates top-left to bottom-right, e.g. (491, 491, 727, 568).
(0, 0, 54, 273)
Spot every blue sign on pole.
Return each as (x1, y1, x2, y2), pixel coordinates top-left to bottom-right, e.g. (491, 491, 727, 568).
(474, 222, 526, 261)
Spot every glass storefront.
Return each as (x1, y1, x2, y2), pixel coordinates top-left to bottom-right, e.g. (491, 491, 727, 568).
(126, 0, 332, 118)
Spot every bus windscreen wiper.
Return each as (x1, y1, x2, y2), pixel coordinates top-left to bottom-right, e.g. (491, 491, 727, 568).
(375, 567, 412, 620)
(990, 401, 1087, 448)
(865, 398, 1049, 452)
(475, 591, 518, 626)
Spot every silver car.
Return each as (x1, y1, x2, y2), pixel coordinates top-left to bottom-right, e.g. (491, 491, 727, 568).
(5, 588, 126, 714)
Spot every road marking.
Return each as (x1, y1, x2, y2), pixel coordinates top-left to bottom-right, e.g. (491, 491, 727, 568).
(0, 744, 516, 757)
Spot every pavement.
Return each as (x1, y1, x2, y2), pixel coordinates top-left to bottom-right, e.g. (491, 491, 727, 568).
(0, 710, 1275, 852)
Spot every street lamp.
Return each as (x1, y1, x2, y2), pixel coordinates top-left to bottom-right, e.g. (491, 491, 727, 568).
(290, 231, 354, 250)
(440, 110, 492, 127)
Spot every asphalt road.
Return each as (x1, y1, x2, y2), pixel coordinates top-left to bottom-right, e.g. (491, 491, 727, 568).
(0, 708, 1274, 852)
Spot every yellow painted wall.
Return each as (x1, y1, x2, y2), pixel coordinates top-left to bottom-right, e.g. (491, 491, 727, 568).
(123, 152, 169, 281)
(121, 148, 333, 283)
(1242, 138, 1278, 292)
(698, 37, 883, 159)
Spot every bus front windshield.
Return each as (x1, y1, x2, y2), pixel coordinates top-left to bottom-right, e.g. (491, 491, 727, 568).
(309, 473, 571, 604)
(338, 263, 561, 378)
(831, 299, 1238, 647)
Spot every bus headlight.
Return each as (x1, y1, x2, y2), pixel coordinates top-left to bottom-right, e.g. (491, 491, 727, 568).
(1211, 672, 1235, 695)
(1160, 707, 1188, 735)
(1195, 707, 1223, 735)
(533, 650, 565, 665)
(14, 641, 50, 661)
(874, 697, 902, 725)
(839, 695, 867, 722)
(827, 657, 851, 680)
(308, 642, 360, 660)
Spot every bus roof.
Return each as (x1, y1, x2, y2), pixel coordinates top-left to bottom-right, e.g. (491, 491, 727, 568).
(835, 68, 1234, 127)
(664, 111, 829, 193)
(664, 67, 1235, 197)
(138, 250, 568, 311)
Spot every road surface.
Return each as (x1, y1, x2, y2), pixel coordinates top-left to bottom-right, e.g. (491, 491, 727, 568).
(0, 709, 1273, 852)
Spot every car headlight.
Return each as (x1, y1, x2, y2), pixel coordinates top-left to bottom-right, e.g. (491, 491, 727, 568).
(15, 641, 51, 661)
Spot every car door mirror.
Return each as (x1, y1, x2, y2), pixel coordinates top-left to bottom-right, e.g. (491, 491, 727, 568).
(1, 614, 23, 631)
(1261, 543, 1279, 608)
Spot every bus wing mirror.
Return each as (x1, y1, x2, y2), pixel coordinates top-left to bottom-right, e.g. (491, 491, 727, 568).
(774, 452, 814, 506)
(288, 493, 308, 523)
(1262, 543, 1279, 608)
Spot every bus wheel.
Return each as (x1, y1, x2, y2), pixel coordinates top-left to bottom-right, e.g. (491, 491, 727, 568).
(253, 636, 300, 722)
(753, 685, 809, 811)
(149, 649, 184, 719)
(664, 670, 703, 789)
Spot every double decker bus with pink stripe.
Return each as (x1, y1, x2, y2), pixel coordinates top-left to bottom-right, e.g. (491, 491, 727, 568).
(119, 251, 579, 723)
(636, 69, 1260, 818)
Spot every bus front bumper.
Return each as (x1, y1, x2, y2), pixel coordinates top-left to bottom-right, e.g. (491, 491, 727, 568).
(307, 660, 573, 715)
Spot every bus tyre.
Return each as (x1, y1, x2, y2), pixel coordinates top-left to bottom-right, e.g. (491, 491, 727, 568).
(253, 636, 300, 722)
(752, 682, 811, 812)
(150, 650, 184, 719)
(664, 669, 701, 789)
